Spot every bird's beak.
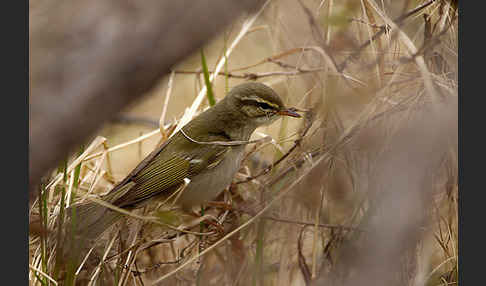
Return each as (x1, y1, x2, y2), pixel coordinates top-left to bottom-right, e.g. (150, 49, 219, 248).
(278, 107, 301, 118)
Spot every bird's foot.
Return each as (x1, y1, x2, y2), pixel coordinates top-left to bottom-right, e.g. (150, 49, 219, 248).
(187, 211, 225, 237)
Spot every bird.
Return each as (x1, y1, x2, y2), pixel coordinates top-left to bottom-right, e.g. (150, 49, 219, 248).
(68, 82, 301, 243)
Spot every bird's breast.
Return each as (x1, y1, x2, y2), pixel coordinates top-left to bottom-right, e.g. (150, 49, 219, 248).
(176, 146, 245, 209)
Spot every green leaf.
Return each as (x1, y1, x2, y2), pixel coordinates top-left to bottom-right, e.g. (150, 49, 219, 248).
(155, 210, 183, 226)
(200, 49, 216, 106)
(72, 145, 84, 189)
(33, 272, 48, 286)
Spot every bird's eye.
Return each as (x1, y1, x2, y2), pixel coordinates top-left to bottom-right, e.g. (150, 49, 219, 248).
(257, 102, 273, 110)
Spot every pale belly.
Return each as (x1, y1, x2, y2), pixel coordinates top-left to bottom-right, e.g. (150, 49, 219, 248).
(176, 147, 244, 209)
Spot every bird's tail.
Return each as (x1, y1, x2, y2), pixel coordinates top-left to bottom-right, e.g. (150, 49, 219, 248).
(60, 182, 135, 269)
(67, 201, 122, 242)
(55, 202, 122, 274)
(66, 181, 135, 243)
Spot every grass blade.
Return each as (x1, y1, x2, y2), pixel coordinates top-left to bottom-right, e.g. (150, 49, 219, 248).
(200, 49, 216, 106)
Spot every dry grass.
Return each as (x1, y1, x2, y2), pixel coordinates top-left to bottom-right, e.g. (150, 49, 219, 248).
(29, 0, 458, 285)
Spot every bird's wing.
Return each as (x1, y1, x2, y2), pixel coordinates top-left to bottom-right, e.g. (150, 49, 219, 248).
(107, 137, 173, 195)
(109, 131, 231, 208)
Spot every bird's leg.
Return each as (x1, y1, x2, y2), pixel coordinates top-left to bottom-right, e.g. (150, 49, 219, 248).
(206, 183, 238, 211)
(202, 217, 225, 237)
(188, 209, 225, 236)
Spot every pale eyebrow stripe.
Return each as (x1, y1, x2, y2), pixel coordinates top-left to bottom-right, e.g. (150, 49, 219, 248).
(241, 97, 280, 109)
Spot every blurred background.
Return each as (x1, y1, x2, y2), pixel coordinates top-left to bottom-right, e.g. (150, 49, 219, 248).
(29, 0, 458, 285)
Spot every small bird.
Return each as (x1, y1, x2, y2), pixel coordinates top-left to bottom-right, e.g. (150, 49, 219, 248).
(70, 82, 301, 241)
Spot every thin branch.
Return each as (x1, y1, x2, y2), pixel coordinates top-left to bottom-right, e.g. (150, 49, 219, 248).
(262, 94, 426, 190)
(131, 239, 198, 277)
(173, 46, 354, 81)
(29, 264, 59, 286)
(399, 11, 457, 64)
(262, 215, 364, 232)
(337, 0, 438, 72)
(84, 196, 215, 236)
(236, 109, 315, 184)
(180, 129, 271, 146)
(297, 0, 340, 72)
(298, 226, 312, 285)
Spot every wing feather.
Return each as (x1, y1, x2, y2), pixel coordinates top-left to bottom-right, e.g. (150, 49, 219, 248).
(111, 131, 231, 208)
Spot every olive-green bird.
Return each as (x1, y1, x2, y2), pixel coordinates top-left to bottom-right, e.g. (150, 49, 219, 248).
(70, 82, 301, 241)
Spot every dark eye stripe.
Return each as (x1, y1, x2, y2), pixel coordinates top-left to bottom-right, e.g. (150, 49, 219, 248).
(241, 99, 278, 111)
(256, 102, 273, 110)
